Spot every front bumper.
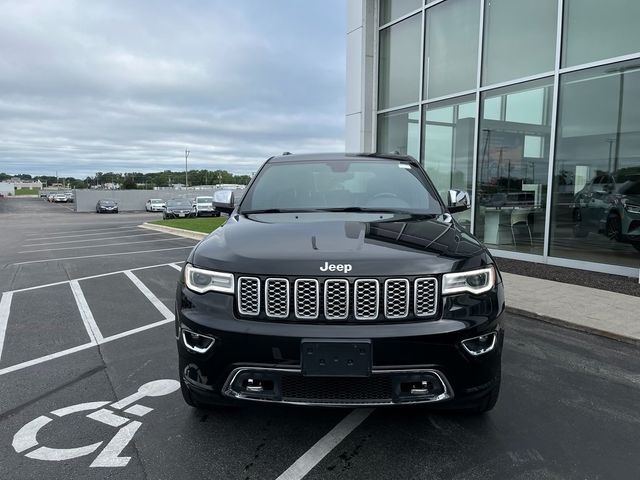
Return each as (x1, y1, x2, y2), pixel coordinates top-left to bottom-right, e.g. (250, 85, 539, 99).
(166, 211, 195, 218)
(176, 282, 504, 407)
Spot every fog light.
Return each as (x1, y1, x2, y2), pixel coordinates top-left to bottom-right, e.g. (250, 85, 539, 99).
(461, 332, 497, 356)
(182, 329, 216, 354)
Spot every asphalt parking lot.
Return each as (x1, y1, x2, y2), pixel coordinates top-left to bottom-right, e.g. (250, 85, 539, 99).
(1, 197, 639, 480)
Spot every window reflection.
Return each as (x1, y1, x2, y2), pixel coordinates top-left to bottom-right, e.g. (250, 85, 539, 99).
(378, 14, 421, 110)
(423, 0, 480, 99)
(482, 0, 557, 86)
(476, 78, 553, 254)
(377, 107, 420, 159)
(551, 62, 640, 266)
(422, 97, 476, 229)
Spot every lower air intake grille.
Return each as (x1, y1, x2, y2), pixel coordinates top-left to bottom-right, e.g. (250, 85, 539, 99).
(281, 375, 393, 404)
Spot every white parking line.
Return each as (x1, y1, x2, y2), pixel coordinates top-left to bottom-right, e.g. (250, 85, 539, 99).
(20, 237, 188, 254)
(0, 318, 174, 377)
(275, 408, 374, 480)
(169, 264, 183, 272)
(24, 232, 166, 247)
(12, 246, 194, 266)
(25, 228, 142, 241)
(25, 226, 137, 237)
(69, 281, 104, 344)
(0, 292, 14, 361)
(124, 271, 174, 320)
(5, 262, 184, 295)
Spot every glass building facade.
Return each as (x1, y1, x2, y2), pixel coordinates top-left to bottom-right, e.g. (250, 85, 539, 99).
(372, 0, 640, 275)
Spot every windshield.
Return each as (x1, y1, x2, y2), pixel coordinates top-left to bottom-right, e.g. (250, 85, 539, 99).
(167, 199, 192, 207)
(197, 197, 213, 203)
(150, 199, 163, 204)
(240, 159, 443, 214)
(101, 200, 115, 205)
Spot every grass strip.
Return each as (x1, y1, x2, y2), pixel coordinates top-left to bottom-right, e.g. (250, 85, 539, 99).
(149, 216, 226, 234)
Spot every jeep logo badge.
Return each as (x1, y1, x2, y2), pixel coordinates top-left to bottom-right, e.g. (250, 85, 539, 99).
(320, 262, 352, 273)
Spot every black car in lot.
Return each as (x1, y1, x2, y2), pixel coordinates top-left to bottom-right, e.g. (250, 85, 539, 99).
(96, 199, 118, 213)
(163, 198, 195, 219)
(175, 153, 504, 413)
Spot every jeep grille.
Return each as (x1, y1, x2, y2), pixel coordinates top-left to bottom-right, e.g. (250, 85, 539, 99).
(236, 276, 438, 323)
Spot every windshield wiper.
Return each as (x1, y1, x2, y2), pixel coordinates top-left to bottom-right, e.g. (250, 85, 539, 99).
(315, 207, 437, 216)
(241, 208, 320, 214)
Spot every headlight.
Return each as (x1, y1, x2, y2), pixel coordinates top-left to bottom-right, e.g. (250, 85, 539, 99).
(184, 263, 234, 294)
(622, 199, 640, 214)
(442, 266, 496, 295)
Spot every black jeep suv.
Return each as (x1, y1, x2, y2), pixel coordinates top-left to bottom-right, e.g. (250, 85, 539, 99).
(175, 153, 504, 413)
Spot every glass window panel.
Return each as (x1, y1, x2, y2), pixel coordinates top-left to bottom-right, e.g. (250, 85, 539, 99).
(550, 61, 640, 267)
(377, 107, 420, 159)
(476, 78, 553, 254)
(424, 0, 480, 99)
(563, 0, 640, 67)
(482, 0, 557, 86)
(423, 97, 476, 228)
(380, 0, 422, 25)
(378, 14, 421, 110)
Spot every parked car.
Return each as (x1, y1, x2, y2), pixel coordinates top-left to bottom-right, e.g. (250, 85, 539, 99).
(47, 193, 56, 202)
(96, 199, 118, 213)
(194, 196, 219, 217)
(53, 193, 68, 203)
(572, 172, 640, 251)
(163, 198, 195, 219)
(145, 198, 166, 212)
(176, 153, 504, 413)
(39, 191, 48, 198)
(64, 191, 74, 203)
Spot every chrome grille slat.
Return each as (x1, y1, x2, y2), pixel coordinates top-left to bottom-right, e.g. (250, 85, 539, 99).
(265, 278, 289, 318)
(384, 279, 409, 319)
(414, 278, 438, 317)
(238, 277, 260, 316)
(294, 279, 319, 319)
(324, 279, 349, 320)
(354, 279, 379, 320)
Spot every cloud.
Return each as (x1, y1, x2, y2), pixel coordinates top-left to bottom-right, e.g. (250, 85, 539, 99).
(0, 0, 346, 177)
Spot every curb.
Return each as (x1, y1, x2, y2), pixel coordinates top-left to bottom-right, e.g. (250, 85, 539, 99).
(506, 306, 639, 347)
(139, 222, 208, 241)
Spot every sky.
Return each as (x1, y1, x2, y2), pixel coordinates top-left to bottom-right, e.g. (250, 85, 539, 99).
(0, 0, 346, 178)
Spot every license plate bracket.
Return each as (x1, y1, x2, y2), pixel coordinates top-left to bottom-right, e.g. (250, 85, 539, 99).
(301, 339, 371, 377)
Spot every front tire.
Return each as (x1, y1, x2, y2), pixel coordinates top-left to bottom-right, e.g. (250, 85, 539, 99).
(606, 212, 622, 242)
(572, 208, 588, 238)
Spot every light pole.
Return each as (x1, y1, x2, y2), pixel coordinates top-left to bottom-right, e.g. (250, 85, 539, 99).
(185, 148, 190, 188)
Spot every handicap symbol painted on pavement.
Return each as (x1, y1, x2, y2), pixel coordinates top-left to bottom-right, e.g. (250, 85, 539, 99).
(12, 379, 179, 468)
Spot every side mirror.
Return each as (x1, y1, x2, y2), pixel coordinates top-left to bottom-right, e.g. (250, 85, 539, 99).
(447, 190, 471, 213)
(213, 189, 234, 214)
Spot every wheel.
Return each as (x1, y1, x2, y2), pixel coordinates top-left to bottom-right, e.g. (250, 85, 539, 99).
(163, 213, 167, 220)
(572, 208, 588, 238)
(214, 211, 221, 217)
(606, 212, 622, 242)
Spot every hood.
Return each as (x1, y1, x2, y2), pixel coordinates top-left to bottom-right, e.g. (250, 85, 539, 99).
(190, 212, 491, 276)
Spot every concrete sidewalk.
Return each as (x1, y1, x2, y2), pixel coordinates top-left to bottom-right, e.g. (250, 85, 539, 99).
(142, 223, 640, 346)
(502, 272, 640, 345)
